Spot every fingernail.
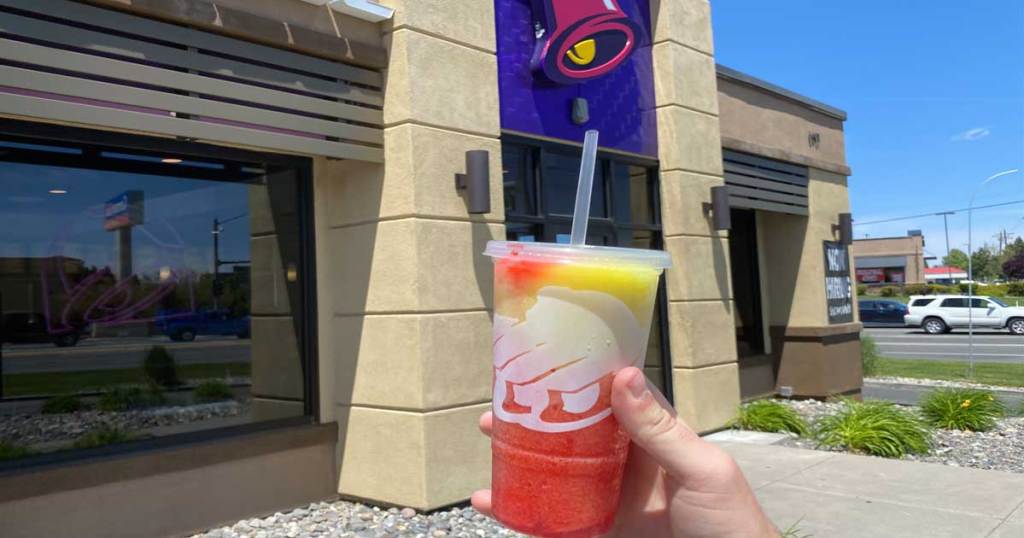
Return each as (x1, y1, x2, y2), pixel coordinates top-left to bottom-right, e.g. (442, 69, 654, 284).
(626, 370, 646, 399)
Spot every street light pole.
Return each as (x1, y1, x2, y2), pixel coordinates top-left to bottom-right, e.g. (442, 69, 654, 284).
(967, 169, 1020, 377)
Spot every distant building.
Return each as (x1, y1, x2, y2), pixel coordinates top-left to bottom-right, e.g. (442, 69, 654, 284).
(851, 232, 927, 284)
(925, 266, 968, 285)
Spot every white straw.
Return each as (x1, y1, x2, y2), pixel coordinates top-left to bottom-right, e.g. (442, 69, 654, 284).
(569, 130, 600, 245)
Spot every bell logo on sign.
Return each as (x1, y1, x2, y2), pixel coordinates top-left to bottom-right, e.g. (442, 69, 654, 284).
(531, 0, 641, 84)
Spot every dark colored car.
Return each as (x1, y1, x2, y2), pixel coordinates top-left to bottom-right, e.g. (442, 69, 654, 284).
(1, 312, 81, 347)
(859, 300, 908, 326)
(156, 309, 250, 342)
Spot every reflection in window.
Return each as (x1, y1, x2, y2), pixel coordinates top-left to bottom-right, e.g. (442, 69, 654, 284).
(0, 139, 309, 464)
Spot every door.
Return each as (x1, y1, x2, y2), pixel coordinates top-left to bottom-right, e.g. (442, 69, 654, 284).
(859, 301, 878, 323)
(939, 297, 969, 326)
(969, 298, 1003, 327)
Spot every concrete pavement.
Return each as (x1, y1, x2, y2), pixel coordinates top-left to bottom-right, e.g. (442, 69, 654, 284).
(865, 327, 1024, 363)
(706, 434, 1024, 538)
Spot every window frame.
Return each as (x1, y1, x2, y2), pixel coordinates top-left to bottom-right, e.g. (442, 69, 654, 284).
(0, 118, 319, 471)
(500, 135, 673, 402)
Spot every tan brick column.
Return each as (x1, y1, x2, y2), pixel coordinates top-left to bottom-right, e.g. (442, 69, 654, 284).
(650, 0, 741, 433)
(312, 1, 504, 510)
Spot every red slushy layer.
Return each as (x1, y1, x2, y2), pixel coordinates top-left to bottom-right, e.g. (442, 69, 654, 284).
(491, 412, 630, 538)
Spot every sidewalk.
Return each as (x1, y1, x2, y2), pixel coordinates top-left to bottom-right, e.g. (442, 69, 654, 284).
(708, 433, 1024, 538)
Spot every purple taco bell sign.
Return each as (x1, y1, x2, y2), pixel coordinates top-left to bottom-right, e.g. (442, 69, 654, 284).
(496, 0, 658, 157)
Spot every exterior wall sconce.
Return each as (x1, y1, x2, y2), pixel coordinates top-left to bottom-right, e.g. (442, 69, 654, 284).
(833, 212, 854, 245)
(328, 0, 395, 22)
(703, 185, 731, 231)
(455, 150, 491, 214)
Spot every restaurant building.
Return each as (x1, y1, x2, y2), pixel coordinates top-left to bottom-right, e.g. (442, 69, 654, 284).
(0, 0, 860, 536)
(852, 232, 928, 284)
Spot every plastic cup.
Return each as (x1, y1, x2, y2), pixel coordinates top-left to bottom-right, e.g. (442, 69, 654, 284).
(484, 240, 671, 538)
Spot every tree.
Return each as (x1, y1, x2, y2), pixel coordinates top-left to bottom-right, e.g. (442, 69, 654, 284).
(1004, 252, 1024, 280)
(943, 249, 969, 270)
(970, 247, 1000, 282)
(998, 238, 1024, 278)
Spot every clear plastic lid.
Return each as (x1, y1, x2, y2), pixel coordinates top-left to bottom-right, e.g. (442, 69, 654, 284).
(484, 240, 672, 269)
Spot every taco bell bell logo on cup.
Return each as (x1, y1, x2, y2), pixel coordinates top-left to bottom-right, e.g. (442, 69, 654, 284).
(484, 240, 670, 538)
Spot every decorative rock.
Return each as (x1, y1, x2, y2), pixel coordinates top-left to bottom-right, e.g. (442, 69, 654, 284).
(400, 507, 416, 519)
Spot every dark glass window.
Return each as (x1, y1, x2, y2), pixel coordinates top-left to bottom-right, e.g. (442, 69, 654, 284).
(859, 301, 877, 311)
(0, 132, 313, 466)
(542, 150, 607, 218)
(911, 298, 935, 307)
(502, 145, 536, 216)
(971, 298, 991, 308)
(941, 298, 967, 308)
(500, 138, 666, 384)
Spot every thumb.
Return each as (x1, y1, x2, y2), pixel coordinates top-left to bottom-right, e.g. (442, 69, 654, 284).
(610, 367, 723, 481)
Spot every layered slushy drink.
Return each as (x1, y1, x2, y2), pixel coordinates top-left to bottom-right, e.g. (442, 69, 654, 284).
(484, 241, 670, 538)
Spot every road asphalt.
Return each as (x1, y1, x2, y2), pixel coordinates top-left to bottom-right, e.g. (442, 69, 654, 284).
(864, 327, 1024, 363)
(0, 336, 250, 374)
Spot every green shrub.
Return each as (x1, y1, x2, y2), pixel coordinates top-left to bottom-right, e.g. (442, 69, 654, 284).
(933, 284, 958, 294)
(41, 394, 84, 414)
(193, 380, 234, 403)
(958, 282, 971, 294)
(732, 400, 809, 436)
(879, 286, 898, 297)
(0, 440, 33, 461)
(98, 385, 165, 412)
(920, 388, 1005, 431)
(72, 426, 136, 450)
(856, 284, 867, 296)
(143, 345, 180, 388)
(814, 399, 931, 458)
(904, 283, 934, 296)
(981, 284, 1008, 297)
(1008, 281, 1024, 296)
(861, 335, 881, 377)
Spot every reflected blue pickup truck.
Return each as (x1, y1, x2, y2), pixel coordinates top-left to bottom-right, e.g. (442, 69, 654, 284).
(156, 310, 250, 342)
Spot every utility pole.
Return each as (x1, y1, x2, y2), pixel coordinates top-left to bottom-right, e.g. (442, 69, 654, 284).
(938, 211, 954, 283)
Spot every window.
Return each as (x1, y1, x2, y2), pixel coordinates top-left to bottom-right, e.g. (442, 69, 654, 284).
(911, 298, 935, 307)
(971, 299, 991, 308)
(0, 128, 315, 467)
(859, 301, 876, 311)
(500, 138, 668, 386)
(941, 298, 967, 308)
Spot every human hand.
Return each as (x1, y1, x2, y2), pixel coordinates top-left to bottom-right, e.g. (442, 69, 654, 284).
(472, 367, 779, 538)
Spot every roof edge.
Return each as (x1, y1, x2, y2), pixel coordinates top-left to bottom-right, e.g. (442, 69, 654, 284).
(716, 64, 848, 121)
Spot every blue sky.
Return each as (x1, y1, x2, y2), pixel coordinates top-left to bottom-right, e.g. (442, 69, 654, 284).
(712, 1, 1024, 263)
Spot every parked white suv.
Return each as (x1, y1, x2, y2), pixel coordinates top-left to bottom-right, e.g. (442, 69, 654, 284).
(904, 295, 1024, 335)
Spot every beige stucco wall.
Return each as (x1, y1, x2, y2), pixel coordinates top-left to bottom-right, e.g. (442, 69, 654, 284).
(718, 76, 848, 175)
(314, 0, 503, 510)
(760, 168, 857, 328)
(651, 0, 741, 433)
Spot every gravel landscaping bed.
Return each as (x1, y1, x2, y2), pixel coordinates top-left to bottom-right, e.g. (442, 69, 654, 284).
(776, 399, 1024, 474)
(191, 501, 521, 538)
(0, 400, 245, 445)
(868, 376, 1024, 393)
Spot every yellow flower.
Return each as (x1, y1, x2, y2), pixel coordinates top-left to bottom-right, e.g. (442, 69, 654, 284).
(987, 395, 994, 401)
(961, 400, 971, 408)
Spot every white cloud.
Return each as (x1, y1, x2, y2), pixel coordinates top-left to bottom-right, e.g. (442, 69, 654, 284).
(951, 127, 991, 142)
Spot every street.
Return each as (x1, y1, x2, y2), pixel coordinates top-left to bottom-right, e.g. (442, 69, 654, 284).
(864, 327, 1024, 363)
(0, 336, 250, 374)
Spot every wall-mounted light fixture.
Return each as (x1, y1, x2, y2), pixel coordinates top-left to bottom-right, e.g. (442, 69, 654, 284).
(455, 150, 491, 214)
(702, 185, 731, 231)
(832, 212, 853, 245)
(328, 0, 394, 22)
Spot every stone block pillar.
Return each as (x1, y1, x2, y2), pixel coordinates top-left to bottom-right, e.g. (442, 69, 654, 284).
(313, 1, 505, 510)
(650, 0, 741, 433)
